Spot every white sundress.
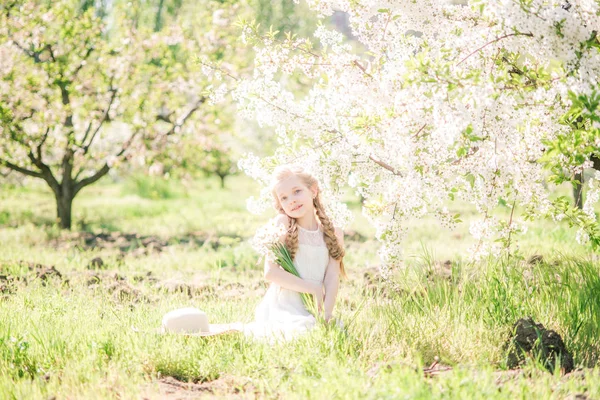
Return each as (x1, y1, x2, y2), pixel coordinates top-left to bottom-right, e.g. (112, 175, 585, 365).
(241, 224, 330, 341)
(161, 224, 331, 341)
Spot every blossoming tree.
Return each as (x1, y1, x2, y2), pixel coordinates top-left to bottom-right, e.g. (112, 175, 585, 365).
(0, 0, 240, 228)
(217, 0, 600, 271)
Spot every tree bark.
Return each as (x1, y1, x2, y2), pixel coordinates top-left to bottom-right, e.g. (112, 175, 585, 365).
(573, 171, 584, 209)
(54, 185, 74, 229)
(573, 155, 600, 209)
(155, 0, 165, 32)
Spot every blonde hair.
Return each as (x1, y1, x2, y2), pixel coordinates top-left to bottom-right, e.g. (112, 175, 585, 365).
(270, 165, 346, 278)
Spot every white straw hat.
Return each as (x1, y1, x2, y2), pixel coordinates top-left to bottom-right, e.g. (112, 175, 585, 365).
(162, 307, 209, 334)
(161, 307, 239, 336)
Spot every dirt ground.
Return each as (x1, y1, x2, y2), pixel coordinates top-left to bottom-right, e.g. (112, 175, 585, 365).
(141, 375, 258, 400)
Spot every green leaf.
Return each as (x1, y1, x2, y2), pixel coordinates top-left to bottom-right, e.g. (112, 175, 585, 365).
(465, 173, 475, 188)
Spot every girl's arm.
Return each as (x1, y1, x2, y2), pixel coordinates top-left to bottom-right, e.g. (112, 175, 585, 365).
(323, 227, 344, 322)
(263, 214, 323, 303)
(264, 258, 322, 297)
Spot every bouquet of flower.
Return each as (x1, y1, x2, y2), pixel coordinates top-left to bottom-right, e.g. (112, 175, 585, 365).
(251, 219, 318, 316)
(269, 241, 318, 315)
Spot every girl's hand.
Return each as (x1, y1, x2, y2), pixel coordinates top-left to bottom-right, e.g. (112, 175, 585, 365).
(311, 282, 324, 313)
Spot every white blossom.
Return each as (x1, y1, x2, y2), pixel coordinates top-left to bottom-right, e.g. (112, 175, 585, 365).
(250, 217, 288, 261)
(232, 0, 600, 270)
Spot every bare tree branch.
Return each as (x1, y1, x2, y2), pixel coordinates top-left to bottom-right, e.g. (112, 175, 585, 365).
(73, 163, 109, 196)
(457, 32, 534, 66)
(82, 85, 117, 153)
(115, 128, 140, 157)
(80, 122, 94, 149)
(381, 12, 392, 42)
(0, 122, 59, 185)
(11, 40, 39, 62)
(197, 61, 240, 82)
(10, 41, 56, 64)
(27, 151, 60, 193)
(73, 166, 84, 182)
(0, 159, 44, 178)
(163, 97, 206, 136)
(3, 1, 19, 16)
(369, 155, 402, 175)
(37, 127, 50, 161)
(46, 43, 56, 62)
(411, 123, 428, 140)
(353, 60, 374, 79)
(73, 129, 140, 195)
(57, 80, 71, 108)
(72, 44, 95, 79)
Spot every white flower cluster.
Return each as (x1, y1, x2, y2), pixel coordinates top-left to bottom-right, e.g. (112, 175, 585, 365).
(576, 228, 590, 245)
(250, 217, 288, 261)
(233, 0, 600, 270)
(208, 83, 228, 105)
(583, 172, 600, 220)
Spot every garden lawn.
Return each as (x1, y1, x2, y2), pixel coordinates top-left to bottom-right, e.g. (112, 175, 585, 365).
(0, 175, 598, 399)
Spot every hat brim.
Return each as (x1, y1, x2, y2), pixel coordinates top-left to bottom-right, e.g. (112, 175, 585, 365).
(162, 323, 243, 337)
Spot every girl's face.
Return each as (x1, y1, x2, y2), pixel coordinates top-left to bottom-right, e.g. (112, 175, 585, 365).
(274, 175, 316, 218)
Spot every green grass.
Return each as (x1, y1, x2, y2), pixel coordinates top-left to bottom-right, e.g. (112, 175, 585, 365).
(0, 175, 599, 398)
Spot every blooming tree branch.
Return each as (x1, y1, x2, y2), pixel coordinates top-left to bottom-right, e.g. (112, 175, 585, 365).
(225, 0, 600, 271)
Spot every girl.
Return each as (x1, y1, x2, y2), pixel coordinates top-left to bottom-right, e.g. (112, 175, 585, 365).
(247, 164, 346, 339)
(162, 165, 346, 340)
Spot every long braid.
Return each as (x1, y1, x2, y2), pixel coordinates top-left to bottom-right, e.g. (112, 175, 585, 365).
(313, 194, 347, 278)
(284, 214, 300, 262)
(270, 164, 347, 279)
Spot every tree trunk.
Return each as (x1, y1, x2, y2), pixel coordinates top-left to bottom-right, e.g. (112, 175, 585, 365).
(155, 0, 165, 32)
(55, 185, 74, 229)
(573, 171, 584, 209)
(219, 174, 226, 189)
(573, 155, 600, 209)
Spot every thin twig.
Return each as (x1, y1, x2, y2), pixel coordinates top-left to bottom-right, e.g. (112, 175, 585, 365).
(381, 12, 392, 42)
(198, 60, 239, 81)
(288, 134, 343, 163)
(506, 200, 517, 261)
(72, 44, 95, 79)
(163, 97, 207, 136)
(368, 155, 401, 175)
(411, 124, 428, 139)
(457, 32, 534, 66)
(257, 96, 304, 121)
(83, 83, 117, 153)
(36, 127, 50, 162)
(353, 60, 373, 79)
